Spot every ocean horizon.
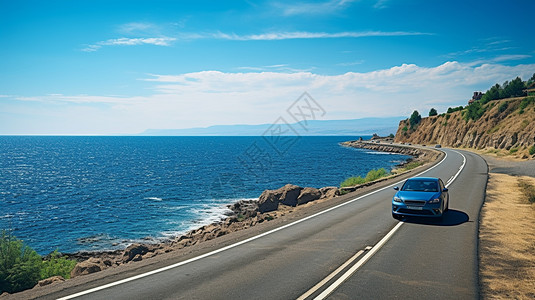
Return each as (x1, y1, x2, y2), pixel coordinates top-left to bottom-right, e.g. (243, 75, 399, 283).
(0, 136, 409, 255)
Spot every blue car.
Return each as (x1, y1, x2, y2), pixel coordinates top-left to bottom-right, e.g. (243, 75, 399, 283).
(392, 177, 449, 220)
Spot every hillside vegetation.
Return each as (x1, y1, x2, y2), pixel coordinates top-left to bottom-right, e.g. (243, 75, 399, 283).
(395, 76, 535, 159)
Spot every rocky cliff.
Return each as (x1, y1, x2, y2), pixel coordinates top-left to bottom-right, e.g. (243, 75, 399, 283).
(395, 97, 535, 158)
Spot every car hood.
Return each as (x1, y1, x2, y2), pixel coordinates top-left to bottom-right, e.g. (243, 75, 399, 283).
(396, 191, 440, 201)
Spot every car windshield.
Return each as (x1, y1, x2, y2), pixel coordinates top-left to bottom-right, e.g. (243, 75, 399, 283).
(401, 180, 439, 192)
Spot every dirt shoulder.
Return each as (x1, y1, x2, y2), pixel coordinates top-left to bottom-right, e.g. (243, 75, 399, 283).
(421, 147, 535, 298)
(479, 166, 535, 298)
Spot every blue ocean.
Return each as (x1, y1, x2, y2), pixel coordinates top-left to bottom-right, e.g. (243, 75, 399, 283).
(0, 136, 409, 255)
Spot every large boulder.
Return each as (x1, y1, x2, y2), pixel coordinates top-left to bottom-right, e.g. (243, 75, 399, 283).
(122, 243, 150, 263)
(70, 258, 102, 278)
(278, 184, 303, 207)
(258, 184, 303, 212)
(258, 189, 282, 213)
(297, 187, 321, 205)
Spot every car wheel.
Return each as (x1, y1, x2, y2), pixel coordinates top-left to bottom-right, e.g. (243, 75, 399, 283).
(445, 198, 449, 211)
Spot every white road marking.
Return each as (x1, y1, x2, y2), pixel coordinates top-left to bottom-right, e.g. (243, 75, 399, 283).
(313, 222, 404, 300)
(59, 150, 453, 300)
(310, 150, 466, 299)
(297, 249, 367, 300)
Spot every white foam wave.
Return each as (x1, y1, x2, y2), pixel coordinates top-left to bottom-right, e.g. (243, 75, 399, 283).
(365, 151, 396, 155)
(144, 197, 163, 201)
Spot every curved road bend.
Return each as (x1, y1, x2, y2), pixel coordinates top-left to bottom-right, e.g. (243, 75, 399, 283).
(52, 148, 485, 300)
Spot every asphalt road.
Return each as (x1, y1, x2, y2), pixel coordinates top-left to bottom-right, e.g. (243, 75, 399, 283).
(47, 148, 485, 300)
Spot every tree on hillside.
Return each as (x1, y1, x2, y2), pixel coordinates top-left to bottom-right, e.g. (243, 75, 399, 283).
(429, 108, 438, 116)
(409, 110, 421, 128)
(480, 84, 501, 104)
(528, 73, 535, 85)
(503, 77, 525, 98)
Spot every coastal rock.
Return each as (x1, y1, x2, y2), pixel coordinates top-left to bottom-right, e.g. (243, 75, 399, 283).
(258, 189, 282, 213)
(35, 276, 65, 287)
(229, 200, 258, 218)
(319, 187, 340, 199)
(297, 187, 321, 205)
(123, 243, 150, 263)
(70, 258, 102, 278)
(279, 184, 303, 207)
(258, 184, 303, 212)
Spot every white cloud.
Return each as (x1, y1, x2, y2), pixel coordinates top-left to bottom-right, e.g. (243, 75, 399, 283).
(82, 37, 176, 52)
(273, 0, 389, 15)
(6, 62, 535, 134)
(491, 54, 531, 62)
(209, 31, 432, 41)
(276, 0, 357, 16)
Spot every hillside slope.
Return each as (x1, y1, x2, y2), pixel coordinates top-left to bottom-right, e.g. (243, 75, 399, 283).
(395, 97, 535, 159)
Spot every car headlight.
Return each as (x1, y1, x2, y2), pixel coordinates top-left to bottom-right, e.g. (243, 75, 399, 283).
(428, 198, 440, 204)
(394, 197, 403, 203)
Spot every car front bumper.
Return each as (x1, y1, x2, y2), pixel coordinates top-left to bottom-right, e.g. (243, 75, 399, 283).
(392, 202, 443, 217)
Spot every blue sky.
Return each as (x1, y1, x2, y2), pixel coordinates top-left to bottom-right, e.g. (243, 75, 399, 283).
(1, 0, 534, 134)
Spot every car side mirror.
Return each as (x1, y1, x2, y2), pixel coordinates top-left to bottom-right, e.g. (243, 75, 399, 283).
(393, 187, 399, 191)
(443, 188, 448, 192)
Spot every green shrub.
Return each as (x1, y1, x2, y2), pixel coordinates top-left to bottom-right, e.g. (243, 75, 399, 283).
(498, 102, 508, 113)
(0, 232, 78, 294)
(447, 106, 464, 113)
(365, 168, 388, 182)
(509, 147, 518, 154)
(40, 251, 77, 280)
(402, 126, 408, 132)
(519, 96, 535, 114)
(464, 101, 487, 121)
(340, 168, 389, 187)
(340, 176, 365, 187)
(529, 145, 535, 155)
(400, 161, 423, 171)
(0, 231, 42, 294)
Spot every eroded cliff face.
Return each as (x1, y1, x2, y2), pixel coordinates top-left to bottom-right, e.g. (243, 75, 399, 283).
(394, 97, 535, 158)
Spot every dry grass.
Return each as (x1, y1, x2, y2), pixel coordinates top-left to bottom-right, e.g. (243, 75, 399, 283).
(480, 173, 535, 299)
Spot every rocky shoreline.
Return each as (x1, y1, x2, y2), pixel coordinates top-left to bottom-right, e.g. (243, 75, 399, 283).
(50, 140, 435, 283)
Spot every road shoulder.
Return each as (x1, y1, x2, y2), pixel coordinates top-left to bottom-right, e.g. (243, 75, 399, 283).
(478, 156, 535, 299)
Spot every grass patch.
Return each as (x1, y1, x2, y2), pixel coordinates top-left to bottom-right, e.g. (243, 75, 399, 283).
(340, 168, 389, 188)
(400, 161, 424, 171)
(518, 179, 535, 204)
(485, 148, 500, 154)
(487, 125, 500, 134)
(529, 145, 535, 155)
(509, 147, 519, 154)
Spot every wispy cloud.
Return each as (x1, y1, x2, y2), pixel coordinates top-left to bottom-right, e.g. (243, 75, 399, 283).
(491, 54, 531, 62)
(273, 0, 389, 16)
(82, 30, 431, 51)
(337, 60, 365, 66)
(446, 38, 518, 58)
(82, 37, 176, 52)
(206, 30, 432, 41)
(236, 64, 314, 72)
(275, 0, 357, 16)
